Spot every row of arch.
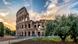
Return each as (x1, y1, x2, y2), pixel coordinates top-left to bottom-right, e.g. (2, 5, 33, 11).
(18, 31, 44, 36)
(17, 22, 43, 30)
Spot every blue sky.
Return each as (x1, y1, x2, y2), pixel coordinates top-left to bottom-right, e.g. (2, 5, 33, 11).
(0, 0, 78, 24)
(0, 0, 78, 13)
(0, 0, 78, 31)
(32, 0, 47, 13)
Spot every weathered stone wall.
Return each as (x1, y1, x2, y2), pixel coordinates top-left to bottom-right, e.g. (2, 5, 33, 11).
(16, 7, 45, 37)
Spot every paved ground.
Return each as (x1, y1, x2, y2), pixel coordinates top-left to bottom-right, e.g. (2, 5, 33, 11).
(0, 36, 77, 44)
(0, 37, 34, 44)
(12, 39, 77, 44)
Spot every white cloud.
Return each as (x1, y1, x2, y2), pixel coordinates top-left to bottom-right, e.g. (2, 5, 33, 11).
(0, 19, 4, 22)
(42, 0, 58, 15)
(44, 1, 49, 7)
(0, 11, 9, 16)
(42, 0, 78, 18)
(28, 10, 41, 21)
(19, 0, 78, 21)
(56, 0, 78, 15)
(64, 0, 71, 3)
(25, 4, 30, 7)
(3, 0, 11, 5)
(28, 0, 57, 20)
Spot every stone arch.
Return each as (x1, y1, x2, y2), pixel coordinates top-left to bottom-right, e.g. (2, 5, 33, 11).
(32, 31, 35, 36)
(28, 24, 30, 28)
(38, 32, 40, 36)
(25, 31, 26, 36)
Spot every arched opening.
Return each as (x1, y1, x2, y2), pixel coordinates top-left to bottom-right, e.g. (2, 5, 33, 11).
(22, 24, 23, 29)
(34, 25, 36, 28)
(25, 24, 27, 28)
(25, 32, 26, 36)
(28, 31, 30, 36)
(28, 24, 30, 28)
(32, 31, 35, 36)
(38, 32, 40, 36)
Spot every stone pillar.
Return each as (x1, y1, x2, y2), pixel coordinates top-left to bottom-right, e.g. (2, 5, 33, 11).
(26, 31, 28, 37)
(30, 22, 32, 28)
(22, 32, 23, 36)
(30, 31, 32, 36)
(35, 30, 37, 37)
(20, 32, 22, 36)
(36, 23, 38, 28)
(23, 31, 25, 36)
(40, 32, 42, 36)
(16, 30, 18, 36)
(27, 24, 28, 29)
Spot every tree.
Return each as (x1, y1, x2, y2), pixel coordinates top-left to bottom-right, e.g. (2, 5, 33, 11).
(0, 22, 4, 37)
(45, 20, 57, 36)
(45, 14, 78, 42)
(11, 31, 16, 36)
(4, 27, 16, 36)
(4, 27, 11, 35)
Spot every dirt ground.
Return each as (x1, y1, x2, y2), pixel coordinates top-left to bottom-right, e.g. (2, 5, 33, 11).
(13, 39, 78, 44)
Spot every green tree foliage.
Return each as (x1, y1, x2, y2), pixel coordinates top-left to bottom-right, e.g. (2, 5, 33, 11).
(4, 27, 16, 36)
(0, 22, 4, 37)
(11, 31, 16, 36)
(45, 14, 78, 42)
(0, 22, 16, 37)
(4, 27, 11, 35)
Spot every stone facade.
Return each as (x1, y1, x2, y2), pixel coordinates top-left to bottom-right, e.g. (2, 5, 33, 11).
(16, 7, 46, 37)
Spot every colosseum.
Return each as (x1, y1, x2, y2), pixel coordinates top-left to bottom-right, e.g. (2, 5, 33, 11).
(16, 7, 47, 37)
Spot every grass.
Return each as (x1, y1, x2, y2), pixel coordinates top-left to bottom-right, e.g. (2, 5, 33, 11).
(12, 36, 78, 44)
(32, 36, 75, 42)
(32, 36, 62, 42)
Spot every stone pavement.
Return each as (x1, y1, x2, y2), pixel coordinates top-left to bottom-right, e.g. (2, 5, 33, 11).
(0, 37, 34, 44)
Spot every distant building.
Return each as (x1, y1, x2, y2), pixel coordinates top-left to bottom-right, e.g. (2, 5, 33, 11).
(16, 7, 47, 37)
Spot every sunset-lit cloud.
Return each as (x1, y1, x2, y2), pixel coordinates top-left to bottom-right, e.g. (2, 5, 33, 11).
(4, 22, 16, 31)
(28, 10, 41, 21)
(0, 0, 78, 31)
(27, 0, 78, 21)
(0, 18, 4, 22)
(0, 11, 9, 17)
(0, 16, 16, 31)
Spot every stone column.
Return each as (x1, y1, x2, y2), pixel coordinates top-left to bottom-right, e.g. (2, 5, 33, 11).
(16, 30, 18, 36)
(36, 23, 38, 28)
(30, 31, 32, 36)
(23, 31, 25, 36)
(30, 22, 32, 28)
(35, 30, 37, 37)
(22, 32, 23, 36)
(24, 31, 26, 37)
(26, 31, 28, 37)
(27, 24, 28, 29)
(40, 32, 42, 36)
(20, 32, 22, 36)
